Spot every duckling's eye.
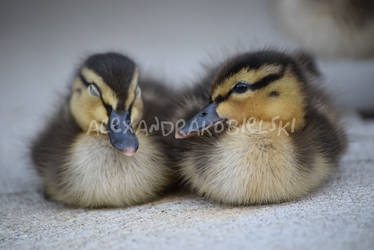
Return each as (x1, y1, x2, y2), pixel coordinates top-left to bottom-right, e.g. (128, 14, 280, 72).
(88, 84, 99, 97)
(232, 82, 249, 94)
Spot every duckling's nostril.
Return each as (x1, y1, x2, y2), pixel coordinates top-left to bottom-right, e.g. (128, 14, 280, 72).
(201, 112, 208, 117)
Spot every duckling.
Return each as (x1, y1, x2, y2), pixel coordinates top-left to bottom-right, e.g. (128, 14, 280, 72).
(275, 0, 374, 58)
(31, 52, 172, 208)
(174, 50, 346, 205)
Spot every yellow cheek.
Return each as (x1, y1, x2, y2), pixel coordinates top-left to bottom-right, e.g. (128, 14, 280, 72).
(70, 93, 108, 132)
(263, 95, 305, 131)
(217, 94, 305, 131)
(217, 100, 250, 123)
(91, 102, 108, 123)
(216, 91, 257, 123)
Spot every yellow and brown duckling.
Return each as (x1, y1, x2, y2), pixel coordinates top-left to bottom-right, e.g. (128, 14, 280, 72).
(174, 50, 346, 205)
(32, 52, 173, 208)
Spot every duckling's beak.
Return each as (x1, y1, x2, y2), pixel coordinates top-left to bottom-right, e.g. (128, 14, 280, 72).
(107, 110, 139, 156)
(176, 103, 224, 139)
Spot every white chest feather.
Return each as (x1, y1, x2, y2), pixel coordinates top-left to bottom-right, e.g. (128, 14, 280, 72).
(182, 126, 330, 204)
(53, 133, 169, 207)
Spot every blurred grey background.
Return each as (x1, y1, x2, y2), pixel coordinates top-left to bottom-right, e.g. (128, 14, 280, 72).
(0, 0, 374, 190)
(1, 0, 374, 110)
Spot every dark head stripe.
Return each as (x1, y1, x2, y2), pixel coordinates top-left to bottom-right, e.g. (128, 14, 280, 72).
(213, 67, 285, 104)
(248, 68, 285, 91)
(79, 74, 113, 115)
(79, 74, 90, 87)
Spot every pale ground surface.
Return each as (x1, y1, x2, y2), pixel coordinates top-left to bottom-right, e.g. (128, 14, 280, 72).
(1, 1, 374, 249)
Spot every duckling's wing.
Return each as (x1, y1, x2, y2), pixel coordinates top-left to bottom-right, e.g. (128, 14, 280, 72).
(31, 98, 81, 197)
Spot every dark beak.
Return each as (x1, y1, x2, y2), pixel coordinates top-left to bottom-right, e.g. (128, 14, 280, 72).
(107, 110, 139, 156)
(176, 103, 224, 139)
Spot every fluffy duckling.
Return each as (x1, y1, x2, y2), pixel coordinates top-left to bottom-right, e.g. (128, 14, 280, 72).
(32, 52, 171, 208)
(174, 50, 346, 205)
(275, 0, 374, 58)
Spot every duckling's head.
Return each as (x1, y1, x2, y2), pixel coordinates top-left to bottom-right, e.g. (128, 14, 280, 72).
(177, 50, 310, 138)
(70, 52, 143, 156)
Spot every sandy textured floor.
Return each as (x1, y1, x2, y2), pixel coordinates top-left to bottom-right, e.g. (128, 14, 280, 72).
(1, 114, 374, 250)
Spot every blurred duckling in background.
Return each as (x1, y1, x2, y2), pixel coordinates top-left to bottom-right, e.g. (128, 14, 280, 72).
(32, 52, 172, 208)
(174, 50, 346, 205)
(275, 0, 374, 58)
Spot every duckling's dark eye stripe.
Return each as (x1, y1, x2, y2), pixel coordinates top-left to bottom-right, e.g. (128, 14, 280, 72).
(247, 73, 283, 91)
(103, 101, 113, 115)
(79, 74, 89, 87)
(213, 95, 227, 104)
(79, 74, 113, 115)
(248, 66, 286, 91)
(213, 70, 285, 104)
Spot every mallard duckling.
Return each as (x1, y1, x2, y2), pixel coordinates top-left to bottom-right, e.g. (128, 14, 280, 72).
(275, 0, 374, 58)
(174, 50, 346, 205)
(32, 52, 171, 208)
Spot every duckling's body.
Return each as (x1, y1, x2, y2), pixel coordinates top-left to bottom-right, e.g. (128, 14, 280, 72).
(32, 53, 172, 207)
(174, 50, 346, 205)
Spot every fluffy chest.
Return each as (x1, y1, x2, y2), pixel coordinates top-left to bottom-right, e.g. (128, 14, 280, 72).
(60, 133, 168, 206)
(194, 127, 297, 176)
(68, 134, 160, 173)
(183, 126, 301, 203)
